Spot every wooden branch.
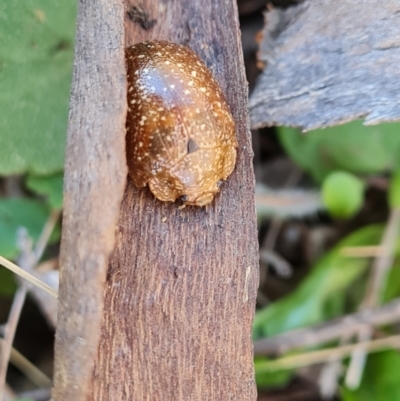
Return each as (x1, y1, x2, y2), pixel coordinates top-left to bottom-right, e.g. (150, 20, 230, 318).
(53, 0, 127, 400)
(53, 0, 258, 400)
(249, 1, 400, 131)
(253, 298, 400, 356)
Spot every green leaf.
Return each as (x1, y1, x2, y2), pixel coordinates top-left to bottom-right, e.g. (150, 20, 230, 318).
(254, 357, 293, 390)
(0, 268, 17, 297)
(0, 198, 60, 259)
(0, 1, 76, 175)
(389, 171, 400, 209)
(341, 351, 400, 401)
(382, 259, 400, 303)
(278, 121, 400, 182)
(26, 172, 64, 209)
(322, 171, 364, 219)
(253, 225, 384, 339)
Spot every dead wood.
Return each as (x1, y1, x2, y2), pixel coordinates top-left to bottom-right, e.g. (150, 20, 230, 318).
(53, 1, 259, 400)
(249, 1, 400, 131)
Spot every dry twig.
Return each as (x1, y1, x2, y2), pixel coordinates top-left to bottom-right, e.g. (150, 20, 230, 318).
(261, 334, 400, 372)
(0, 256, 57, 298)
(9, 344, 52, 388)
(253, 297, 400, 356)
(0, 211, 60, 399)
(345, 208, 400, 388)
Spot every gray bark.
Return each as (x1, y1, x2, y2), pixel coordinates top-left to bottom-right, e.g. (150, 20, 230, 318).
(249, 1, 400, 131)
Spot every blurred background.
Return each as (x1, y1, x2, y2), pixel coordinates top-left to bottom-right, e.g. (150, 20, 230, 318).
(1, 1, 400, 400)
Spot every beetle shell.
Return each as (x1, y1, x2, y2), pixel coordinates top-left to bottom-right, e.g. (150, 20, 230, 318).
(125, 40, 237, 206)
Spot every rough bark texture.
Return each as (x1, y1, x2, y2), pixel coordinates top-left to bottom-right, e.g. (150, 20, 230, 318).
(52, 1, 128, 400)
(249, 0, 400, 131)
(54, 0, 259, 401)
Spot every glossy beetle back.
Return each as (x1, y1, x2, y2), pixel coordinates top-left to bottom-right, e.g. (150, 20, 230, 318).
(126, 41, 237, 206)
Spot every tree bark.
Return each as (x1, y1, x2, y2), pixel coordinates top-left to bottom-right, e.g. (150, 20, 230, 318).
(249, 0, 400, 131)
(52, 0, 127, 400)
(53, 1, 258, 401)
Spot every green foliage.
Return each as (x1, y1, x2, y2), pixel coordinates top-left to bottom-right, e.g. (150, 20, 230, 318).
(382, 258, 400, 303)
(0, 268, 17, 296)
(26, 171, 64, 209)
(253, 225, 383, 339)
(278, 121, 400, 182)
(322, 171, 364, 219)
(254, 357, 293, 390)
(389, 171, 400, 209)
(0, 1, 76, 175)
(0, 198, 60, 260)
(341, 351, 400, 401)
(256, 122, 400, 396)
